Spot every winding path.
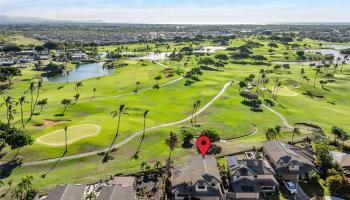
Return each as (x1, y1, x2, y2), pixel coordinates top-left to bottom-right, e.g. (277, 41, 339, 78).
(261, 104, 293, 128)
(20, 81, 233, 166)
(3, 62, 294, 166)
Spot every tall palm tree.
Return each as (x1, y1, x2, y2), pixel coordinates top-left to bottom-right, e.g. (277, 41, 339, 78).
(75, 82, 83, 95)
(291, 125, 301, 144)
(135, 81, 140, 92)
(64, 126, 68, 153)
(92, 88, 97, 99)
(142, 110, 149, 138)
(17, 96, 27, 129)
(4, 96, 14, 125)
(33, 79, 43, 114)
(166, 132, 178, 177)
(37, 98, 48, 113)
(313, 68, 321, 88)
(61, 99, 72, 114)
(257, 69, 264, 93)
(154, 161, 162, 171)
(28, 81, 36, 121)
(105, 104, 126, 159)
(194, 100, 201, 126)
(300, 68, 305, 85)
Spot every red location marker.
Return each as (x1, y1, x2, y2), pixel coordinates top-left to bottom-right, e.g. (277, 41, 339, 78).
(196, 136, 211, 158)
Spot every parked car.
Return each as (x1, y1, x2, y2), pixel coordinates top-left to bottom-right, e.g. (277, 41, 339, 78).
(283, 181, 297, 194)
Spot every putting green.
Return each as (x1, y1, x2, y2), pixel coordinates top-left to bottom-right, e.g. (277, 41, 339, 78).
(36, 124, 101, 146)
(272, 86, 298, 96)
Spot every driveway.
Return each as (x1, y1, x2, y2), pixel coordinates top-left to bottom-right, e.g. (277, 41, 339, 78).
(296, 184, 310, 200)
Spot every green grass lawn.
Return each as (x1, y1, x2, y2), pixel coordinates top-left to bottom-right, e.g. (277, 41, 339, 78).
(1, 36, 350, 195)
(36, 124, 101, 146)
(0, 34, 44, 47)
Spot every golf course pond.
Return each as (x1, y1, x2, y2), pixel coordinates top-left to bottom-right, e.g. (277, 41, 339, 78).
(43, 62, 112, 83)
(272, 44, 350, 65)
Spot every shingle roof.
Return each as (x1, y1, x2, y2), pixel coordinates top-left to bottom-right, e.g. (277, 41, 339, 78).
(46, 184, 86, 200)
(263, 140, 315, 167)
(227, 156, 279, 190)
(341, 154, 350, 167)
(97, 184, 136, 200)
(111, 176, 135, 187)
(172, 155, 221, 186)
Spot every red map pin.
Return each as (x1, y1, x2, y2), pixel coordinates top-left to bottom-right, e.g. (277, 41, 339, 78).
(196, 136, 211, 158)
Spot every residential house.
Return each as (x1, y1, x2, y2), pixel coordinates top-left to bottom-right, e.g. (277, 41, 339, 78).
(332, 152, 350, 178)
(263, 140, 316, 180)
(226, 156, 279, 199)
(45, 184, 86, 200)
(171, 155, 224, 200)
(16, 50, 35, 56)
(97, 176, 137, 200)
(341, 154, 350, 177)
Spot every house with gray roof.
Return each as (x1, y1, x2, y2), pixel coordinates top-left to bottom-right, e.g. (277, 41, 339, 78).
(341, 154, 350, 177)
(45, 184, 86, 200)
(263, 140, 316, 180)
(171, 155, 224, 200)
(97, 176, 137, 200)
(226, 156, 279, 199)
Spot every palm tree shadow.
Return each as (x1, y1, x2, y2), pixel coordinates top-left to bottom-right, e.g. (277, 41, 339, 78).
(131, 135, 145, 160)
(102, 148, 118, 163)
(41, 151, 67, 178)
(0, 159, 22, 179)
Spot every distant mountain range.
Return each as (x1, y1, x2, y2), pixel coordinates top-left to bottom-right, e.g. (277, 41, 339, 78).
(0, 15, 349, 25)
(0, 15, 105, 24)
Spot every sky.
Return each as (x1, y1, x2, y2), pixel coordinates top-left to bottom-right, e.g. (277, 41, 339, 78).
(0, 0, 350, 24)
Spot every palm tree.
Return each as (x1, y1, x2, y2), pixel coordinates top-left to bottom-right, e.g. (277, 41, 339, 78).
(135, 81, 140, 92)
(92, 88, 97, 99)
(155, 75, 161, 85)
(194, 100, 201, 126)
(4, 96, 14, 125)
(74, 93, 80, 104)
(291, 125, 301, 144)
(105, 104, 126, 160)
(340, 55, 348, 73)
(313, 68, 321, 88)
(28, 82, 36, 121)
(33, 79, 43, 114)
(154, 161, 162, 171)
(257, 69, 264, 93)
(275, 81, 282, 100)
(166, 132, 178, 176)
(17, 96, 27, 129)
(75, 81, 83, 96)
(265, 126, 281, 140)
(61, 99, 72, 114)
(300, 68, 305, 85)
(37, 98, 48, 113)
(142, 110, 149, 138)
(190, 100, 201, 126)
(64, 126, 68, 153)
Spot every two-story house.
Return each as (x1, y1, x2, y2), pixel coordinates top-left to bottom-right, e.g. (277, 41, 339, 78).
(226, 156, 279, 199)
(171, 155, 224, 200)
(263, 140, 316, 180)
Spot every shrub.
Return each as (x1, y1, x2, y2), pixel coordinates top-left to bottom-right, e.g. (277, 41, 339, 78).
(326, 174, 344, 193)
(308, 170, 320, 183)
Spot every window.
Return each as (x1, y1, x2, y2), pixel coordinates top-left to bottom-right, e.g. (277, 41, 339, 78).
(198, 185, 206, 189)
